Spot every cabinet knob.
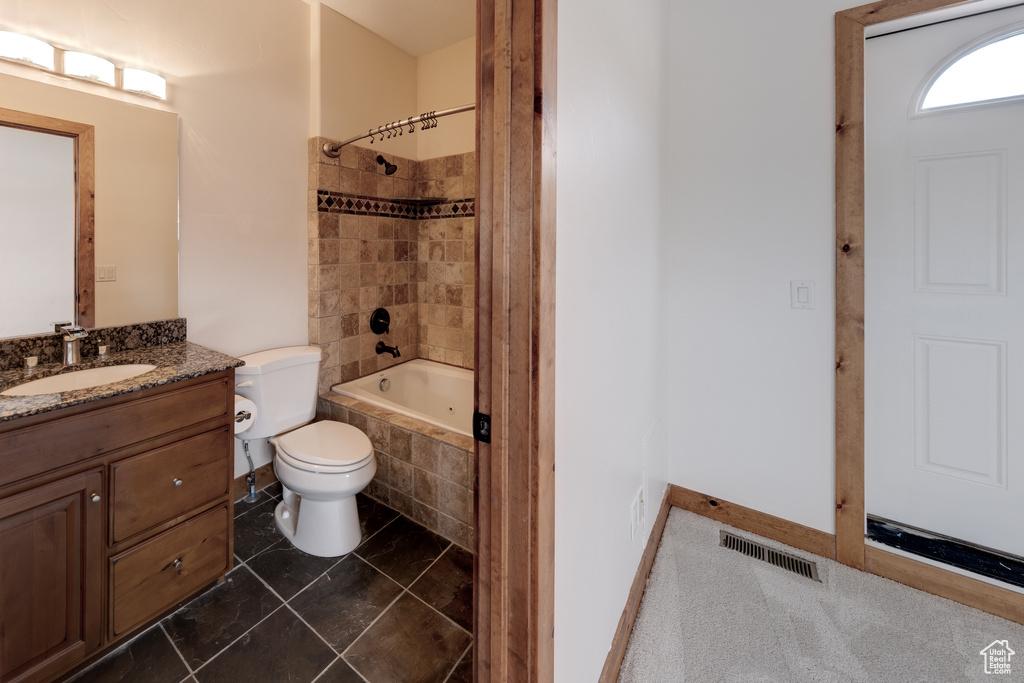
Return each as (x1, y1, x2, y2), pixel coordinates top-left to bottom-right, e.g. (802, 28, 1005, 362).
(173, 559, 182, 570)
(90, 493, 101, 503)
(173, 478, 183, 487)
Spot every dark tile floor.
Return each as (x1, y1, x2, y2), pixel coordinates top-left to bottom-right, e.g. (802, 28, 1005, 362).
(67, 485, 473, 683)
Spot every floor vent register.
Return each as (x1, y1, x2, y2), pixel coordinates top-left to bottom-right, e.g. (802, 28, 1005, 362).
(719, 530, 821, 582)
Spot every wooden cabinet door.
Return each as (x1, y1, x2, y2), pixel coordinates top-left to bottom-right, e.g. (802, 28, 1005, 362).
(0, 470, 103, 683)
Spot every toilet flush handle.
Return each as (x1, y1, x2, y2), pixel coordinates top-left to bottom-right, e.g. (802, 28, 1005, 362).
(236, 381, 253, 388)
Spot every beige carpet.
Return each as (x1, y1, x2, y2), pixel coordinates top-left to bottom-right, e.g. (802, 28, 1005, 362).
(618, 508, 1024, 682)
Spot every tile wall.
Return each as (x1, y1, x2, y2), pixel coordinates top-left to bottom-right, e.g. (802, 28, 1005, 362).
(318, 393, 475, 550)
(307, 140, 476, 395)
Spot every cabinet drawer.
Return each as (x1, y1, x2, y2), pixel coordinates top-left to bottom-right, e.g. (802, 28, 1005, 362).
(111, 428, 230, 542)
(111, 506, 229, 636)
(0, 376, 230, 488)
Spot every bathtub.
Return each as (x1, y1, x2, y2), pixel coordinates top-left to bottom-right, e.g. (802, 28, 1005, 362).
(331, 359, 473, 437)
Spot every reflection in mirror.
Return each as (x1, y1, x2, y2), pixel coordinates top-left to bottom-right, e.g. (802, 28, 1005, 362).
(0, 110, 94, 337)
(0, 73, 178, 340)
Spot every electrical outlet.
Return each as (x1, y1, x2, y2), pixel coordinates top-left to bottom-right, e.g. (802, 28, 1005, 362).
(630, 486, 644, 540)
(630, 496, 639, 540)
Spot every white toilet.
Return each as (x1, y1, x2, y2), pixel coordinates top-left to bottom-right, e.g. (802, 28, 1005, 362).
(235, 346, 376, 557)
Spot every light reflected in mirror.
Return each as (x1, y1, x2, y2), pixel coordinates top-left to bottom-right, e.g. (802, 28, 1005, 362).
(0, 73, 178, 340)
(0, 123, 79, 337)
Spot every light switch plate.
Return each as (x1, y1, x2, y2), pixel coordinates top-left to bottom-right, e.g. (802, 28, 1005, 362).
(97, 265, 116, 282)
(790, 280, 814, 309)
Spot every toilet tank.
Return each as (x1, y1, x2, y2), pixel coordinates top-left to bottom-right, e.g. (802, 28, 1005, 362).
(234, 346, 322, 440)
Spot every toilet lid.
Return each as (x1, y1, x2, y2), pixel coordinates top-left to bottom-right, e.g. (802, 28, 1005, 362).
(274, 421, 374, 469)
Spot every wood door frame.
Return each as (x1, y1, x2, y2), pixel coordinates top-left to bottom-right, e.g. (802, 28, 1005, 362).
(475, 0, 556, 681)
(835, 0, 1007, 566)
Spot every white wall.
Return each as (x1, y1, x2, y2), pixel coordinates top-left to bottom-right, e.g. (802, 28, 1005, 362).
(555, 0, 669, 678)
(0, 0, 312, 358)
(319, 5, 418, 159)
(663, 0, 849, 532)
(317, 6, 474, 161)
(416, 37, 475, 160)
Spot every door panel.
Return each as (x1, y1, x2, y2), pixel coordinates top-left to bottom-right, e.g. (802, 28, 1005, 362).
(866, 6, 1024, 556)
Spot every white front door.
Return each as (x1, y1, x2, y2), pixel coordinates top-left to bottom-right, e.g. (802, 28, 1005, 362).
(865, 8, 1024, 556)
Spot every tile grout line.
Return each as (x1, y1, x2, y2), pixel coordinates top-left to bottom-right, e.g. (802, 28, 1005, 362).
(405, 588, 474, 639)
(440, 642, 474, 683)
(189, 603, 289, 681)
(232, 497, 468, 682)
(183, 567, 290, 678)
(243, 549, 391, 664)
(160, 621, 196, 677)
(282, 601, 348, 659)
(338, 573, 411, 659)
(259, 503, 401, 608)
(310, 657, 373, 683)
(336, 543, 467, 677)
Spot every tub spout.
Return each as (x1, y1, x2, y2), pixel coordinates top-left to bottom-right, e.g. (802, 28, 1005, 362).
(376, 341, 401, 358)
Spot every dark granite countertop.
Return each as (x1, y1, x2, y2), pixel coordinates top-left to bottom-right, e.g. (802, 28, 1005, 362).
(0, 341, 243, 423)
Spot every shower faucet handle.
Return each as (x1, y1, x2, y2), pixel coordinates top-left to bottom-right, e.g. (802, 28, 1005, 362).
(370, 308, 391, 335)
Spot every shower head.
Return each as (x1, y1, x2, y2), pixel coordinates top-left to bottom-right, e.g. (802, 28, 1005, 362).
(376, 155, 398, 176)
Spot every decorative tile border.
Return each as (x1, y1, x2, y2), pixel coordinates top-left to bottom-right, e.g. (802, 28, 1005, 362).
(317, 191, 475, 220)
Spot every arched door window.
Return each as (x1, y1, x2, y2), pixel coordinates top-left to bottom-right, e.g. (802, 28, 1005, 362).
(918, 28, 1024, 112)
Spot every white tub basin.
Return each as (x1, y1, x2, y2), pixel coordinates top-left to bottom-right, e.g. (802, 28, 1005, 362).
(2, 364, 158, 396)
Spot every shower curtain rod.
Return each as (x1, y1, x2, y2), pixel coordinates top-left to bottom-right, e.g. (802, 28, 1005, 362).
(321, 103, 475, 158)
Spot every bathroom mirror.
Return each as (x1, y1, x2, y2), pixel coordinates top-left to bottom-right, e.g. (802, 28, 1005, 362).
(0, 73, 178, 339)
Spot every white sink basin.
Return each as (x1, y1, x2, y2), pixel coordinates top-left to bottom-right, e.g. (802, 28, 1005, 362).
(2, 364, 158, 397)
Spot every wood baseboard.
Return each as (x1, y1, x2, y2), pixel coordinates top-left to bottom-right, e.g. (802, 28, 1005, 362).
(669, 485, 837, 560)
(598, 487, 673, 683)
(669, 484, 1024, 625)
(232, 462, 277, 502)
(865, 545, 1024, 625)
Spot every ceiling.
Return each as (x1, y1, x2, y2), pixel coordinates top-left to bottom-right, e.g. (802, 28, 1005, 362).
(319, 0, 475, 57)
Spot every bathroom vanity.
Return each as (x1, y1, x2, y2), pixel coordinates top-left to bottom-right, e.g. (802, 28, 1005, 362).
(0, 342, 241, 683)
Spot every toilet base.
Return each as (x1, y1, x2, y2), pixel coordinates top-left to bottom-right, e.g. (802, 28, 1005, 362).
(273, 493, 362, 558)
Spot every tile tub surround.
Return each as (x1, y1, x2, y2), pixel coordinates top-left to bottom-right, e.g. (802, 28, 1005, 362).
(318, 392, 475, 551)
(0, 317, 187, 371)
(66, 486, 473, 683)
(308, 140, 476, 395)
(0, 340, 242, 422)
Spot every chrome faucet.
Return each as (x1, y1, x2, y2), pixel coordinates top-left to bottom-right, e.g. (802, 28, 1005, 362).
(375, 341, 401, 358)
(56, 322, 89, 365)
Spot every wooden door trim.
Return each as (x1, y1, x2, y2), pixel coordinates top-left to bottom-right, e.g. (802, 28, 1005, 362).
(834, 0, 979, 570)
(475, 0, 556, 681)
(834, 0, 1024, 623)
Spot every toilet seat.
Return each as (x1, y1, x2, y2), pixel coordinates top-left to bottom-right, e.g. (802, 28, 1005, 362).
(272, 421, 373, 473)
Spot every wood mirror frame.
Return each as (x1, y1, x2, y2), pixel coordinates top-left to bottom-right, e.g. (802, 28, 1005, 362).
(0, 107, 95, 330)
(835, 0, 1024, 623)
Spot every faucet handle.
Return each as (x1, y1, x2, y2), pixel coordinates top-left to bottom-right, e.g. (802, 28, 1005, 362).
(53, 321, 73, 333)
(59, 324, 89, 341)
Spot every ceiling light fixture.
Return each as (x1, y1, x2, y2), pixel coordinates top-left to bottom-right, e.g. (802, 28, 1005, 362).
(63, 51, 115, 86)
(0, 31, 55, 71)
(122, 68, 166, 99)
